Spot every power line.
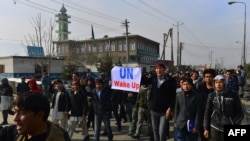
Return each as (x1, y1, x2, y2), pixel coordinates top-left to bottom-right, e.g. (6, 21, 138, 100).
(51, 0, 123, 23)
(121, 0, 173, 25)
(135, 0, 208, 49)
(138, 0, 178, 22)
(15, 0, 123, 37)
(183, 42, 240, 49)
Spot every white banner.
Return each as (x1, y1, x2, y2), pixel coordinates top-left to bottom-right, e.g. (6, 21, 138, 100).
(111, 66, 141, 92)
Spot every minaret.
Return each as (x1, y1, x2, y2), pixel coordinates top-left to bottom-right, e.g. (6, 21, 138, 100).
(56, 5, 71, 41)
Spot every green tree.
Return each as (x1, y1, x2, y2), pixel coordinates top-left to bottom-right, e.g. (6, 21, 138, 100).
(97, 53, 113, 78)
(61, 63, 77, 80)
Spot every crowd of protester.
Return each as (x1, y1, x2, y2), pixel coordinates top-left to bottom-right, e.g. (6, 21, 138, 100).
(0, 62, 247, 141)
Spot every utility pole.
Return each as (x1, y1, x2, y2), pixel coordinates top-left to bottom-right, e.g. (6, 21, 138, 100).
(122, 19, 130, 66)
(170, 28, 174, 62)
(173, 22, 183, 70)
(209, 51, 213, 68)
(179, 42, 183, 66)
(160, 28, 173, 61)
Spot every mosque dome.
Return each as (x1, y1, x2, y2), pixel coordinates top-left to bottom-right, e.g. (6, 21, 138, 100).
(60, 4, 67, 13)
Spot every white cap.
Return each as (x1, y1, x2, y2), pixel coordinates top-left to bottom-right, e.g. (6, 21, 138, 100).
(214, 74, 225, 80)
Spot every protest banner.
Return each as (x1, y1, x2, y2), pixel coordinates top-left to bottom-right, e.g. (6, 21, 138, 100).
(111, 66, 141, 92)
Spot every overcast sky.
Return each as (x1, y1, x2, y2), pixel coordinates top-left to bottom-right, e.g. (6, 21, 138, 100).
(0, 0, 249, 69)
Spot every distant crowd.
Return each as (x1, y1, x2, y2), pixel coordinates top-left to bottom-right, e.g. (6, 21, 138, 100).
(0, 62, 247, 141)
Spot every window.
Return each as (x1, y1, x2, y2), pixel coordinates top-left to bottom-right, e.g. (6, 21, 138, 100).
(64, 45, 68, 53)
(99, 45, 103, 52)
(118, 41, 122, 51)
(130, 40, 135, 50)
(76, 47, 80, 54)
(93, 46, 96, 52)
(87, 44, 91, 52)
(105, 43, 109, 52)
(57, 46, 61, 54)
(0, 65, 4, 73)
(123, 42, 127, 51)
(81, 45, 86, 53)
(111, 42, 115, 51)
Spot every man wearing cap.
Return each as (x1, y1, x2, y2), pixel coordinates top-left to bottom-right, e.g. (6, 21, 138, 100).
(203, 74, 244, 141)
(148, 61, 176, 141)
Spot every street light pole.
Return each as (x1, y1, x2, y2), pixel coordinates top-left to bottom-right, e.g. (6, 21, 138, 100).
(228, 1, 247, 68)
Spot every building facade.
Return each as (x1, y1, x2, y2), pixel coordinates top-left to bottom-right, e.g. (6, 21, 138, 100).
(54, 35, 160, 72)
(53, 5, 160, 74)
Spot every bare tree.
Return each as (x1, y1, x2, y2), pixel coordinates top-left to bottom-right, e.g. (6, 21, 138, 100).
(24, 13, 57, 77)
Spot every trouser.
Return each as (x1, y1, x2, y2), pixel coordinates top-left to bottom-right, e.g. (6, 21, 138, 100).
(2, 108, 14, 123)
(198, 127, 208, 141)
(82, 117, 89, 138)
(151, 110, 168, 141)
(128, 107, 138, 133)
(68, 117, 84, 138)
(134, 107, 148, 136)
(87, 106, 94, 129)
(126, 103, 136, 122)
(53, 115, 68, 130)
(94, 113, 113, 141)
(112, 104, 121, 130)
(119, 104, 127, 122)
(210, 127, 223, 141)
(239, 86, 245, 97)
(174, 126, 198, 141)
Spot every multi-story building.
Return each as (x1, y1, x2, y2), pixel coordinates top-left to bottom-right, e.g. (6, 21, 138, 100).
(53, 5, 160, 74)
(54, 35, 160, 72)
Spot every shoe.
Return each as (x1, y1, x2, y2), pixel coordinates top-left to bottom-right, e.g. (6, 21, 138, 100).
(118, 125, 121, 131)
(8, 110, 14, 115)
(0, 121, 8, 125)
(83, 135, 89, 141)
(132, 135, 140, 139)
(101, 132, 107, 136)
(127, 132, 133, 136)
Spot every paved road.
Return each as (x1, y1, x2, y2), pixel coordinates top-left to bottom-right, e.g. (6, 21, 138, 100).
(0, 114, 163, 141)
(1, 103, 249, 141)
(1, 90, 250, 141)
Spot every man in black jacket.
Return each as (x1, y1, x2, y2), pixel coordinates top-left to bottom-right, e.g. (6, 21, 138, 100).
(149, 61, 176, 141)
(16, 76, 29, 95)
(91, 78, 113, 141)
(51, 79, 71, 130)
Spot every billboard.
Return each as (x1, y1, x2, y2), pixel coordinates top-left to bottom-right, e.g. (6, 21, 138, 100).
(27, 46, 45, 57)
